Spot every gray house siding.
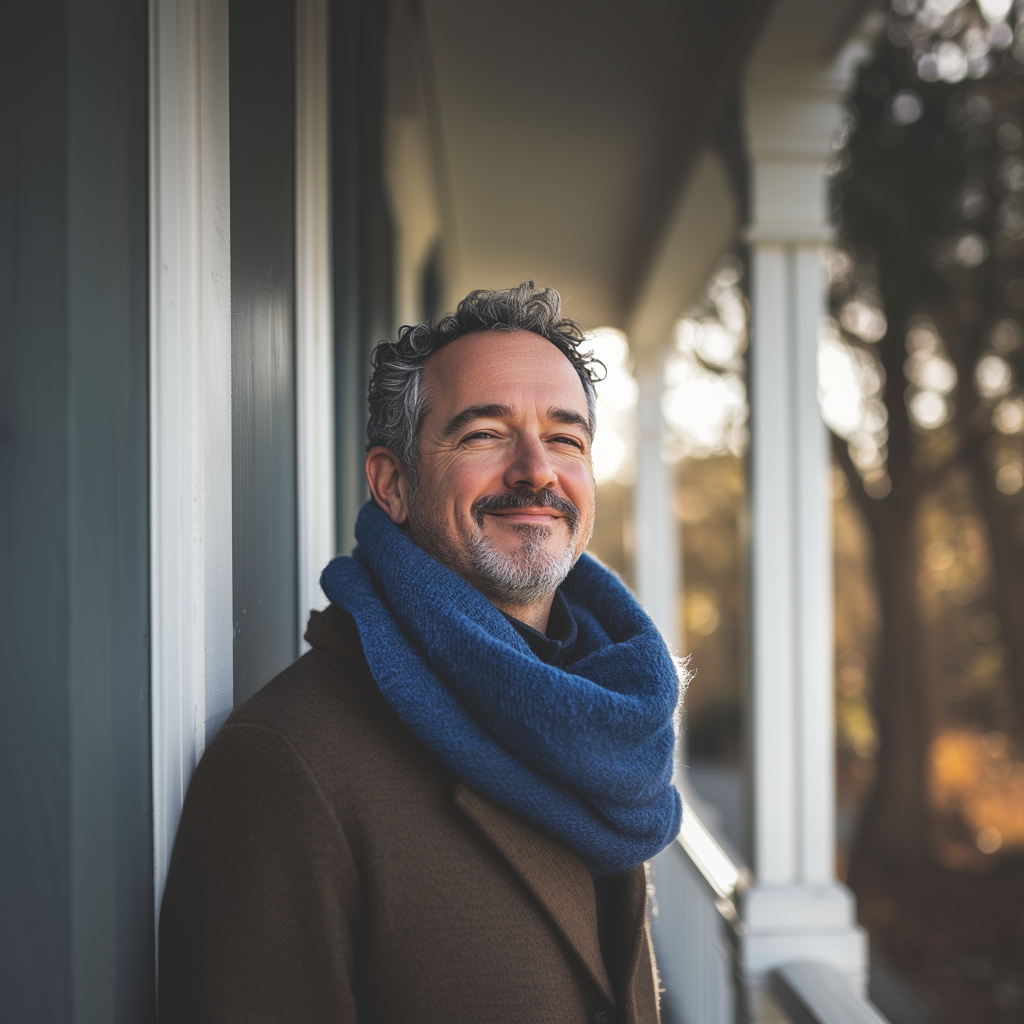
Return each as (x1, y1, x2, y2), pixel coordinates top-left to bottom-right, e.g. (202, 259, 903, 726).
(0, 1, 154, 1021)
(230, 0, 300, 705)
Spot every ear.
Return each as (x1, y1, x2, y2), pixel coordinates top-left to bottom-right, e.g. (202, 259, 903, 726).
(365, 447, 412, 525)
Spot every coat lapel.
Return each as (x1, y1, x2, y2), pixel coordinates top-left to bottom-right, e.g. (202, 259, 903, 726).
(604, 865, 659, 1023)
(454, 783, 616, 1004)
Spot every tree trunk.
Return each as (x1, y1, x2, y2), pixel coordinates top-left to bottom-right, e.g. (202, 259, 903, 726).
(852, 489, 934, 865)
(940, 309, 1024, 730)
(839, 311, 937, 870)
(968, 451, 1024, 729)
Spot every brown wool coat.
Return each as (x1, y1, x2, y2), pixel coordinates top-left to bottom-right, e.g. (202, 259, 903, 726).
(158, 604, 662, 1024)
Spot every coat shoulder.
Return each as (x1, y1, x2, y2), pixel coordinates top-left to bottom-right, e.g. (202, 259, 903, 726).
(207, 603, 446, 817)
(226, 604, 382, 736)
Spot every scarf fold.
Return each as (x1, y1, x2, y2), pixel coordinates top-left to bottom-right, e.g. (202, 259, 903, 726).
(320, 501, 682, 875)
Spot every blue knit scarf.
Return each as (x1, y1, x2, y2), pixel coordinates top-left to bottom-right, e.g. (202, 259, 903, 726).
(320, 501, 682, 876)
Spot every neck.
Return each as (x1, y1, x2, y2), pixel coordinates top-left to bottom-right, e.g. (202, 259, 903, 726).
(490, 591, 555, 633)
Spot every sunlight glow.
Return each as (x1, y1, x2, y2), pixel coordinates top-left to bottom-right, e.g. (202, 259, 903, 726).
(931, 729, 1024, 857)
(996, 462, 1024, 494)
(994, 397, 1024, 434)
(840, 299, 888, 342)
(904, 320, 958, 430)
(978, 0, 1012, 22)
(678, 802, 742, 900)
(818, 319, 889, 464)
(975, 352, 1014, 399)
(919, 41, 969, 82)
(901, 0, 1016, 81)
(910, 389, 949, 428)
(588, 327, 637, 485)
(889, 89, 924, 126)
(663, 258, 749, 461)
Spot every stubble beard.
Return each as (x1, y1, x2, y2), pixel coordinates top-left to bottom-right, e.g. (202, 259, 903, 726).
(464, 520, 578, 606)
(409, 486, 591, 606)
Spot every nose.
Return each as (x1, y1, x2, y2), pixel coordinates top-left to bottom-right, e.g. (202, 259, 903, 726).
(503, 432, 557, 493)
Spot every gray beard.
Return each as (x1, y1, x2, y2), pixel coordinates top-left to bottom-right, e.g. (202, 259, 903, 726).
(463, 521, 578, 606)
(409, 492, 584, 606)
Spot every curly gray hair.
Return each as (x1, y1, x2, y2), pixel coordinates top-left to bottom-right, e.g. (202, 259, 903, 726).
(366, 281, 604, 480)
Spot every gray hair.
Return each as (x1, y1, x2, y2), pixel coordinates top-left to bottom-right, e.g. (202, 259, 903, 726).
(366, 281, 604, 478)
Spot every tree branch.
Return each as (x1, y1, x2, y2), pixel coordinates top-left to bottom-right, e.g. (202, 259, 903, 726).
(831, 430, 884, 534)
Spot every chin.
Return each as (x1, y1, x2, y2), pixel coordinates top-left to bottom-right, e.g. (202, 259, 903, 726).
(489, 518, 557, 539)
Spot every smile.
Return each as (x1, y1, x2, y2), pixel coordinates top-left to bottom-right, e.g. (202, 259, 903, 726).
(485, 509, 563, 522)
(469, 488, 580, 535)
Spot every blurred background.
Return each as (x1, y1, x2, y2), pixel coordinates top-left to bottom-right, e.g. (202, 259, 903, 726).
(6, 0, 1024, 1022)
(580, 3, 1024, 1019)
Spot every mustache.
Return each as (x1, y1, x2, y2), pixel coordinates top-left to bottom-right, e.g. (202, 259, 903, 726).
(471, 488, 580, 535)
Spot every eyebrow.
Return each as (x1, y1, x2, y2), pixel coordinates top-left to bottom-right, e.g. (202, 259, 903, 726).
(547, 407, 594, 440)
(441, 405, 512, 439)
(440, 404, 593, 441)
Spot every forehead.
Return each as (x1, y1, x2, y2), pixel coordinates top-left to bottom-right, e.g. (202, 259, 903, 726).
(421, 330, 588, 415)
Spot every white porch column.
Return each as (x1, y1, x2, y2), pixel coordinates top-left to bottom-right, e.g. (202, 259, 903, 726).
(633, 348, 680, 655)
(737, 58, 867, 1008)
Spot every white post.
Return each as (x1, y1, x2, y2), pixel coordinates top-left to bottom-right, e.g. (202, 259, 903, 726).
(738, 58, 867, 1009)
(295, 0, 336, 650)
(633, 349, 680, 655)
(149, 0, 233, 919)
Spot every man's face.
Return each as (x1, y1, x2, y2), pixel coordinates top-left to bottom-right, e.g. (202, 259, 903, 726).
(407, 330, 596, 608)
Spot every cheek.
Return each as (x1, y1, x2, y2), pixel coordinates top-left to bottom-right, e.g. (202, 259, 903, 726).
(446, 457, 505, 505)
(563, 463, 596, 509)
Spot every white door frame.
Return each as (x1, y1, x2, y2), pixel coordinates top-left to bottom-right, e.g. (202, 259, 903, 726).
(295, 0, 336, 651)
(149, 0, 233, 922)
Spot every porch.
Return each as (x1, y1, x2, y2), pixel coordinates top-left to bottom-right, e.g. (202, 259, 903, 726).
(3, 0, 890, 1020)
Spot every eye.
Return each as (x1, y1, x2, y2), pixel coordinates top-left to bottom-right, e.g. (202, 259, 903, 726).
(551, 435, 584, 450)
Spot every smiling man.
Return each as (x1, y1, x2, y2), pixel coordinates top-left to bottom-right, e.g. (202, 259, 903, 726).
(158, 283, 683, 1024)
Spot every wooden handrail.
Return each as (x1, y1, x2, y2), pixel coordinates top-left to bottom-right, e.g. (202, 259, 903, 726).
(772, 961, 892, 1024)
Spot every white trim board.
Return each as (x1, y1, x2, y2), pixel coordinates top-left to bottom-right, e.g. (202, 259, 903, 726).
(295, 0, 336, 651)
(149, 0, 233, 923)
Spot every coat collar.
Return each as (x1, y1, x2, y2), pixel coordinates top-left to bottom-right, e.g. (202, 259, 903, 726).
(455, 782, 618, 1003)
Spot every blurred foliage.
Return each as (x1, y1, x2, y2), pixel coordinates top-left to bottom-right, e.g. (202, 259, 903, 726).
(591, 0, 1024, 880)
(584, 5, 1024, 1010)
(931, 727, 1024, 864)
(674, 455, 747, 762)
(832, 0, 1024, 866)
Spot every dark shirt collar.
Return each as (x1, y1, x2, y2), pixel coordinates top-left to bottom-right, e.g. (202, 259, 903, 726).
(502, 590, 578, 667)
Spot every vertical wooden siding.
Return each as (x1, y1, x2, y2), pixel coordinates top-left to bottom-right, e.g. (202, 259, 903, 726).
(230, 0, 300, 704)
(0, 1, 154, 1020)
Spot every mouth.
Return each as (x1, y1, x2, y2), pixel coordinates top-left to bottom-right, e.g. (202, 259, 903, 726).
(485, 505, 565, 516)
(484, 508, 563, 523)
(470, 487, 580, 536)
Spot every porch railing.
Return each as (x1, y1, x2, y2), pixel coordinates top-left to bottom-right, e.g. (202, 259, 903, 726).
(649, 800, 745, 1024)
(650, 802, 893, 1024)
(771, 961, 891, 1024)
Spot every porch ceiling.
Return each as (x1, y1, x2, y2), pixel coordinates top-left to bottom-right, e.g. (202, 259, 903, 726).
(420, 0, 774, 332)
